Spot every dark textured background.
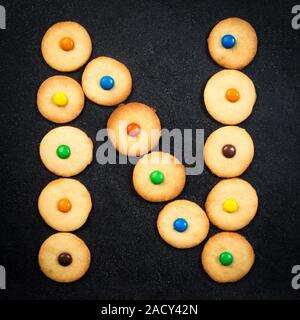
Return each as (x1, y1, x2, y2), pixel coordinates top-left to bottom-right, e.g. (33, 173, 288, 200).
(0, 0, 299, 300)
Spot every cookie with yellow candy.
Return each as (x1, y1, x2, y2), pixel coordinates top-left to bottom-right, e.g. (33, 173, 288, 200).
(205, 178, 258, 231)
(82, 56, 132, 106)
(37, 76, 85, 124)
(204, 70, 256, 125)
(107, 102, 161, 156)
(204, 126, 254, 178)
(41, 21, 92, 72)
(201, 232, 255, 283)
(38, 233, 91, 283)
(38, 178, 92, 231)
(157, 200, 209, 249)
(39, 126, 93, 177)
(133, 152, 186, 202)
(207, 17, 258, 69)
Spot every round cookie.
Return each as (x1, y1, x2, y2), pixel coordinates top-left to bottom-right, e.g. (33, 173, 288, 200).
(133, 152, 186, 202)
(201, 232, 255, 283)
(204, 126, 254, 178)
(204, 70, 256, 125)
(38, 233, 91, 283)
(207, 17, 258, 69)
(41, 21, 92, 72)
(82, 56, 132, 106)
(37, 76, 85, 123)
(157, 200, 209, 249)
(205, 178, 258, 231)
(39, 126, 93, 177)
(107, 102, 161, 156)
(38, 178, 92, 231)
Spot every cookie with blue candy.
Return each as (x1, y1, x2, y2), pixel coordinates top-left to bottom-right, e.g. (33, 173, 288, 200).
(157, 200, 209, 249)
(82, 56, 132, 106)
(207, 17, 258, 69)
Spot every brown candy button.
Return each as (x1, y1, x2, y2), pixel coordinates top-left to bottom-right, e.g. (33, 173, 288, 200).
(58, 252, 73, 266)
(222, 144, 236, 158)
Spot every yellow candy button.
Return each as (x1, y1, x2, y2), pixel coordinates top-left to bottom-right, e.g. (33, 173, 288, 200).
(52, 92, 68, 107)
(223, 198, 239, 213)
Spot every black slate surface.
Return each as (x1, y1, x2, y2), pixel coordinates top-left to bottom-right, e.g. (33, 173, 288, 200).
(0, 0, 299, 300)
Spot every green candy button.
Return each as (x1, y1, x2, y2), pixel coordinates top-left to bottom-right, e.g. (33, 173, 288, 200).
(150, 170, 164, 185)
(56, 144, 71, 159)
(219, 251, 233, 266)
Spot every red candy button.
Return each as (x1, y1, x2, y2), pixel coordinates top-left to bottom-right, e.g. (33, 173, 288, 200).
(127, 123, 141, 137)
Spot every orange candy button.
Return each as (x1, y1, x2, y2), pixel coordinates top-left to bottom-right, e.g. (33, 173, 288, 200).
(57, 198, 72, 213)
(127, 123, 141, 137)
(60, 37, 74, 51)
(225, 88, 240, 102)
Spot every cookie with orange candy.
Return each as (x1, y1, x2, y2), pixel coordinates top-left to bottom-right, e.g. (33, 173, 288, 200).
(38, 178, 92, 231)
(204, 70, 256, 125)
(41, 21, 92, 72)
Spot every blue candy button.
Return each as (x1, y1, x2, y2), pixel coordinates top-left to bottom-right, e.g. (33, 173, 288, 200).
(173, 218, 188, 233)
(100, 76, 114, 90)
(221, 34, 236, 49)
